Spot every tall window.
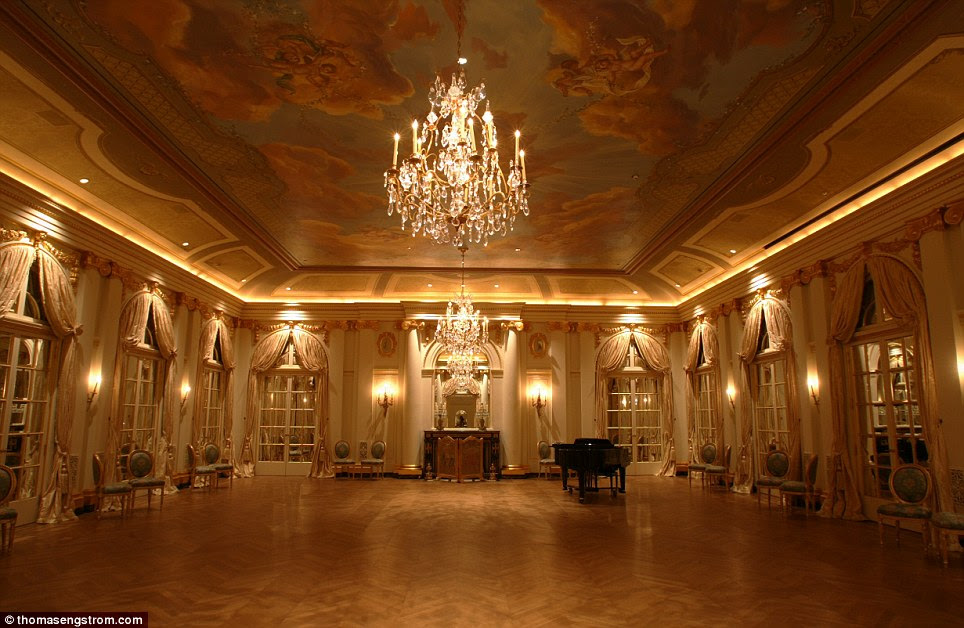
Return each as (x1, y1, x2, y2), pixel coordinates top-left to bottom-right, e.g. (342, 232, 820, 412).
(752, 315, 789, 474)
(258, 339, 316, 465)
(120, 310, 160, 450)
(849, 274, 923, 498)
(0, 258, 51, 504)
(199, 334, 224, 445)
(694, 340, 718, 448)
(605, 338, 664, 463)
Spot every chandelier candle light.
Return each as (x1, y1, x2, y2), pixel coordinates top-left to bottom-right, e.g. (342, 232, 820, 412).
(385, 57, 530, 248)
(435, 246, 489, 385)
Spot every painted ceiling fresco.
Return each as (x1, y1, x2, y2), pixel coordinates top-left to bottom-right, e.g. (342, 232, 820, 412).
(78, 0, 819, 269)
(1, 0, 963, 302)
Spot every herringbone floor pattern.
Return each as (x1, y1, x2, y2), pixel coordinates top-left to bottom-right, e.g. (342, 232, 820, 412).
(2, 476, 963, 626)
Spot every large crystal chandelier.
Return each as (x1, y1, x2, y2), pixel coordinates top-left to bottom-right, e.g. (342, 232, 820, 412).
(384, 49, 530, 247)
(435, 246, 488, 386)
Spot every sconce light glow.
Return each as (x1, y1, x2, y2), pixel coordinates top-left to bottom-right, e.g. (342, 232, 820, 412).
(725, 385, 735, 409)
(807, 375, 820, 405)
(87, 372, 102, 406)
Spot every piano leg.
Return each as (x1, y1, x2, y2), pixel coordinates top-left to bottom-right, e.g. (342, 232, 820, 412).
(561, 464, 570, 491)
(618, 466, 627, 493)
(578, 470, 587, 503)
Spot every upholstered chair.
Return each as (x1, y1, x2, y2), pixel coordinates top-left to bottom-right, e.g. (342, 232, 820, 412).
(877, 463, 933, 555)
(361, 441, 386, 479)
(780, 453, 819, 516)
(689, 442, 717, 489)
(538, 441, 555, 479)
(91, 453, 131, 519)
(187, 444, 217, 490)
(0, 464, 18, 552)
(333, 440, 354, 477)
(127, 449, 166, 510)
(204, 443, 234, 489)
(931, 511, 964, 567)
(756, 450, 790, 509)
(704, 444, 731, 491)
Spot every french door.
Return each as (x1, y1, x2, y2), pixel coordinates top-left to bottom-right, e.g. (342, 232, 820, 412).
(256, 372, 316, 475)
(0, 333, 51, 524)
(605, 374, 663, 474)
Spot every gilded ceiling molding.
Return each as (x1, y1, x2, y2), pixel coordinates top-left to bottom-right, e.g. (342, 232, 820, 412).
(741, 288, 787, 320)
(781, 260, 828, 293)
(238, 320, 327, 344)
(595, 324, 666, 348)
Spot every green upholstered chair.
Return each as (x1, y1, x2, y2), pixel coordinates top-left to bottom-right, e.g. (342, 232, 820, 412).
(333, 440, 354, 477)
(188, 444, 217, 490)
(704, 445, 731, 491)
(91, 453, 131, 519)
(931, 511, 964, 567)
(361, 440, 386, 479)
(0, 464, 17, 553)
(780, 453, 819, 516)
(756, 450, 790, 510)
(127, 449, 166, 510)
(877, 463, 932, 555)
(204, 443, 234, 489)
(689, 442, 716, 489)
(538, 441, 555, 479)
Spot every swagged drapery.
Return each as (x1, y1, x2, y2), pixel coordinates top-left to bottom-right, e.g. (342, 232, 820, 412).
(241, 327, 333, 478)
(0, 241, 81, 524)
(191, 315, 236, 472)
(684, 320, 724, 465)
(594, 329, 677, 476)
(105, 288, 178, 493)
(823, 255, 952, 520)
(733, 294, 801, 493)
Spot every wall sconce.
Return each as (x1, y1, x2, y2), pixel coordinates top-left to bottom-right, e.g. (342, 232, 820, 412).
(181, 383, 191, 409)
(725, 385, 735, 409)
(531, 386, 547, 414)
(87, 373, 101, 407)
(807, 376, 819, 405)
(377, 384, 394, 413)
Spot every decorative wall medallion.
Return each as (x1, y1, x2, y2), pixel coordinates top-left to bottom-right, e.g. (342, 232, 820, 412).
(529, 332, 548, 358)
(377, 331, 397, 357)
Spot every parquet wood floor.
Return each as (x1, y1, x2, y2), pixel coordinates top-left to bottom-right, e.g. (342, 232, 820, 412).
(1, 476, 963, 626)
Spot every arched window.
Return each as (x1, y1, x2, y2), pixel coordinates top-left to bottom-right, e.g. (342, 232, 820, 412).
(121, 309, 161, 451)
(1, 258, 52, 513)
(849, 273, 923, 498)
(686, 320, 721, 457)
(257, 336, 317, 475)
(199, 332, 225, 446)
(735, 292, 801, 491)
(604, 337, 665, 465)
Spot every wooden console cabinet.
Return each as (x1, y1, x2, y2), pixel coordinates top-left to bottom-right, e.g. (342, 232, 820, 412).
(423, 430, 501, 480)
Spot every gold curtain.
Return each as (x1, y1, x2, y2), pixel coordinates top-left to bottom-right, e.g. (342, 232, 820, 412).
(105, 290, 178, 492)
(868, 256, 952, 514)
(190, 316, 237, 476)
(593, 332, 634, 438)
(733, 295, 801, 491)
(241, 327, 332, 478)
(684, 321, 724, 467)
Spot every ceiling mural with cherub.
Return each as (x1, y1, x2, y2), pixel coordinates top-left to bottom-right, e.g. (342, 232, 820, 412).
(1, 0, 962, 301)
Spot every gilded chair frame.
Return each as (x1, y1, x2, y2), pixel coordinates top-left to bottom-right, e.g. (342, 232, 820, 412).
(780, 453, 818, 516)
(91, 453, 131, 519)
(877, 463, 933, 555)
(0, 464, 18, 552)
(188, 444, 217, 490)
(756, 449, 790, 510)
(127, 449, 165, 510)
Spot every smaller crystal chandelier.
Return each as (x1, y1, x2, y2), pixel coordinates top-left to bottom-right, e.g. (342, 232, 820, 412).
(435, 246, 488, 385)
(384, 14, 529, 248)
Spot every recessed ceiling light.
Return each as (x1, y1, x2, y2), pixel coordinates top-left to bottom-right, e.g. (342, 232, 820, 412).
(515, 248, 521, 252)
(494, 284, 500, 288)
(181, 242, 189, 247)
(632, 290, 638, 295)
(285, 287, 291, 291)
(241, 279, 247, 283)
(675, 283, 681, 288)
(427, 283, 433, 288)
(729, 249, 737, 254)
(78, 178, 89, 184)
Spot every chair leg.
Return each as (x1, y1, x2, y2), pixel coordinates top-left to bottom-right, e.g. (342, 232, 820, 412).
(879, 519, 884, 545)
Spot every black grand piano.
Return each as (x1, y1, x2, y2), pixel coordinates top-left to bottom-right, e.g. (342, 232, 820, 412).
(552, 438, 631, 503)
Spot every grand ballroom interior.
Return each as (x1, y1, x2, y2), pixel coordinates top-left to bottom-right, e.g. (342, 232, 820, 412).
(1, 0, 964, 624)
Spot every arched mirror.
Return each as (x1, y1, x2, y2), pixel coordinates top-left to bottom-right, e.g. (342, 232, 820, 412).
(432, 352, 490, 430)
